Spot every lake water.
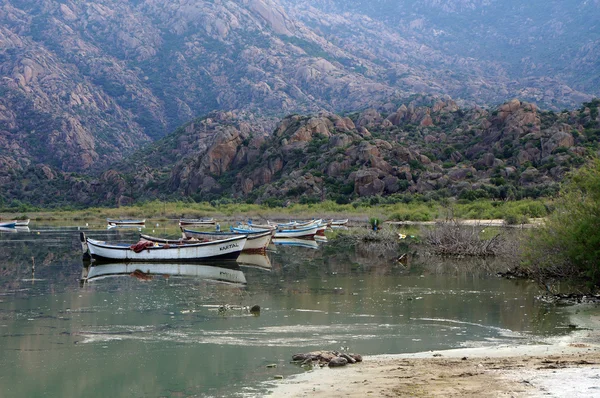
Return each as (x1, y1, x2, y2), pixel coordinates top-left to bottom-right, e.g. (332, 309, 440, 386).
(0, 223, 577, 397)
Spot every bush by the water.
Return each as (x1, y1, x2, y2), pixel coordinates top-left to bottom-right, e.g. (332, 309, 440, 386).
(522, 159, 600, 288)
(424, 221, 509, 256)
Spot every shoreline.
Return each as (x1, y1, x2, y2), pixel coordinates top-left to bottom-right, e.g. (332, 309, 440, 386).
(267, 314, 600, 397)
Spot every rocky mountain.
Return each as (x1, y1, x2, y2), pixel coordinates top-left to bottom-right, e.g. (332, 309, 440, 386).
(0, 0, 598, 177)
(3, 97, 598, 208)
(289, 0, 600, 97)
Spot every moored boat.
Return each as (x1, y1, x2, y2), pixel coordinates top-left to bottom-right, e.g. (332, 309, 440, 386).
(267, 219, 322, 229)
(330, 219, 349, 226)
(107, 218, 146, 226)
(180, 228, 272, 252)
(85, 234, 246, 262)
(0, 220, 16, 228)
(273, 224, 319, 239)
(15, 219, 30, 226)
(178, 218, 216, 226)
(232, 224, 276, 236)
(83, 262, 247, 285)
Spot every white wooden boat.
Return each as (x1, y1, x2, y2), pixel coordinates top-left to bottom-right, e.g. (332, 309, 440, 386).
(274, 224, 319, 239)
(330, 219, 349, 226)
(267, 220, 295, 228)
(178, 218, 216, 226)
(85, 235, 246, 262)
(272, 238, 319, 249)
(83, 263, 246, 285)
(297, 219, 323, 227)
(267, 219, 322, 229)
(180, 229, 272, 252)
(232, 225, 276, 237)
(15, 219, 30, 226)
(107, 218, 146, 226)
(237, 222, 276, 232)
(0, 220, 16, 228)
(107, 224, 143, 230)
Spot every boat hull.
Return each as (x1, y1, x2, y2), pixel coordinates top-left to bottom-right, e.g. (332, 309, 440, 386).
(87, 236, 246, 262)
(107, 218, 146, 226)
(0, 221, 16, 228)
(179, 218, 216, 226)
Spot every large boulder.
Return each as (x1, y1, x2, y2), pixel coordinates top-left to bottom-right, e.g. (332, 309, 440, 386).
(289, 117, 333, 143)
(354, 169, 385, 196)
(546, 131, 574, 153)
(356, 109, 383, 128)
(328, 357, 348, 367)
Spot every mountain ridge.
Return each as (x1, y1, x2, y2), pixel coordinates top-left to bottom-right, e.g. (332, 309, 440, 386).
(0, 0, 597, 176)
(2, 96, 598, 209)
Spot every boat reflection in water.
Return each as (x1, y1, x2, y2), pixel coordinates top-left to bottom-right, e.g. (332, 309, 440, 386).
(81, 262, 247, 286)
(236, 252, 272, 271)
(0, 226, 30, 233)
(272, 237, 319, 249)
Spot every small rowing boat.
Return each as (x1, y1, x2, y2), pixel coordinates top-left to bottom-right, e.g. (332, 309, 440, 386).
(273, 224, 319, 239)
(107, 218, 146, 226)
(15, 219, 30, 226)
(84, 234, 246, 262)
(330, 219, 348, 226)
(179, 218, 216, 226)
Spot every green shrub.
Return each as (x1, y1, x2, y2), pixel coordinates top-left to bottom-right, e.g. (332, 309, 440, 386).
(503, 212, 527, 225)
(522, 159, 600, 288)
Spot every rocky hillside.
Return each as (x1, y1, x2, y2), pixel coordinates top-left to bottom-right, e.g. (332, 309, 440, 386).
(2, 97, 598, 208)
(290, 0, 600, 97)
(0, 0, 597, 175)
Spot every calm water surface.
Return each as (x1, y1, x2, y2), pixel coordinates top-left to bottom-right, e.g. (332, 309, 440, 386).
(0, 223, 576, 397)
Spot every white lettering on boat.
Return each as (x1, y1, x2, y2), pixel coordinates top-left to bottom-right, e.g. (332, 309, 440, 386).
(220, 243, 239, 251)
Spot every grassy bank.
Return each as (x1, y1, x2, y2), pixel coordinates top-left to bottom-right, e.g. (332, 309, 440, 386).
(0, 198, 552, 223)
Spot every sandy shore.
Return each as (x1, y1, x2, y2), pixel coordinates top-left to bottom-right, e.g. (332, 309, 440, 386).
(268, 317, 600, 397)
